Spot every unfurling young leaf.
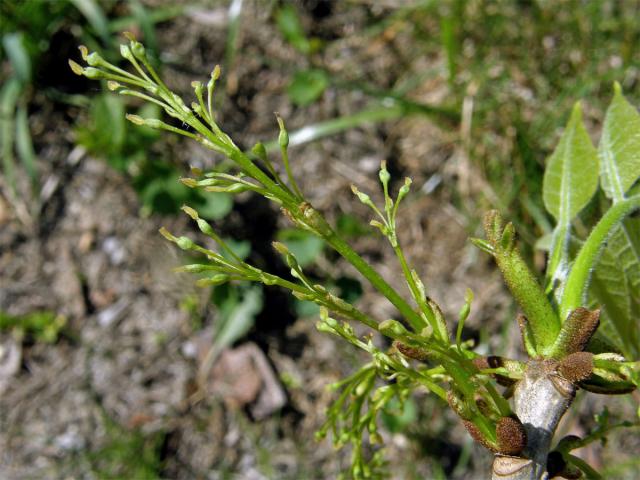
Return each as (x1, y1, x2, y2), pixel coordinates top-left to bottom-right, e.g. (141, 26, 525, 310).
(599, 83, 640, 202)
(543, 102, 599, 299)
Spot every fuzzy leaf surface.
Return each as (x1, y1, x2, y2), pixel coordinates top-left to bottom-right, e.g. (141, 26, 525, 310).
(588, 217, 640, 359)
(543, 102, 599, 296)
(543, 102, 599, 223)
(599, 84, 640, 202)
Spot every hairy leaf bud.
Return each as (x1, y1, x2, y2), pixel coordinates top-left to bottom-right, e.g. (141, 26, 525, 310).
(557, 351, 594, 383)
(496, 416, 527, 456)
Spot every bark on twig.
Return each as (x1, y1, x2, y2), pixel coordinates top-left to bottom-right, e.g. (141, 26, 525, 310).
(492, 360, 574, 480)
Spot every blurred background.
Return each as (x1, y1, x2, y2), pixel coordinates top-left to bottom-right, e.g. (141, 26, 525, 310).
(1, 0, 639, 478)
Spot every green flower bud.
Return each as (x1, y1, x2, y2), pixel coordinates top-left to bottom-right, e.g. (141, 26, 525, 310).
(197, 219, 215, 236)
(176, 236, 195, 250)
(379, 319, 409, 339)
(125, 114, 145, 125)
(316, 320, 336, 334)
(378, 162, 390, 185)
(180, 178, 198, 188)
(196, 274, 229, 287)
(178, 264, 213, 273)
(86, 51, 104, 67)
(277, 115, 289, 148)
(130, 40, 146, 60)
(251, 142, 267, 161)
(78, 45, 89, 61)
(227, 183, 251, 193)
(398, 177, 412, 200)
(351, 185, 371, 205)
(144, 118, 164, 129)
(181, 205, 198, 219)
(68, 60, 84, 76)
(158, 227, 176, 242)
(211, 64, 221, 81)
(272, 241, 290, 255)
(82, 67, 105, 79)
(120, 44, 134, 61)
(189, 165, 204, 177)
(260, 274, 279, 286)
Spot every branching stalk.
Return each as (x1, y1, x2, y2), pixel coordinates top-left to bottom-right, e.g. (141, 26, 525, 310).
(560, 194, 640, 319)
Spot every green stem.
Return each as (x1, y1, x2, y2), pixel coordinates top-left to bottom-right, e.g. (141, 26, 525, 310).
(495, 248, 560, 356)
(392, 244, 435, 334)
(267, 276, 378, 330)
(280, 145, 304, 200)
(325, 230, 424, 332)
(560, 195, 640, 319)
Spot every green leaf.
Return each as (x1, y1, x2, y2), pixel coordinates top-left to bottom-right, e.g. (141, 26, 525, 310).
(276, 228, 324, 268)
(0, 78, 21, 194)
(213, 286, 263, 352)
(2, 33, 31, 84)
(196, 192, 233, 220)
(381, 397, 417, 433)
(70, 0, 110, 44)
(543, 102, 599, 296)
(293, 299, 320, 318)
(287, 69, 329, 107)
(588, 217, 640, 358)
(599, 83, 640, 202)
(15, 103, 37, 188)
(543, 102, 599, 223)
(76, 94, 126, 157)
(275, 4, 311, 54)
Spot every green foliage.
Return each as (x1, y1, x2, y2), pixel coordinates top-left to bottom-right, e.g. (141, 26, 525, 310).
(1, 0, 185, 221)
(599, 84, 640, 201)
(0, 310, 66, 344)
(543, 102, 600, 300)
(275, 4, 321, 56)
(288, 69, 329, 107)
(588, 84, 640, 359)
(589, 218, 640, 359)
(276, 228, 324, 268)
(211, 283, 263, 356)
(87, 416, 164, 480)
(540, 85, 640, 361)
(542, 102, 599, 223)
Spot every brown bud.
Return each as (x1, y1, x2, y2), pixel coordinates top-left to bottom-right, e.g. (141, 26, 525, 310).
(552, 308, 600, 357)
(557, 352, 594, 383)
(473, 356, 491, 370)
(393, 340, 430, 362)
(463, 420, 496, 452)
(496, 416, 527, 456)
